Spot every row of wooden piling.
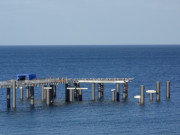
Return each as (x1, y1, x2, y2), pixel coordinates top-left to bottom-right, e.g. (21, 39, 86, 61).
(5, 80, 57, 108)
(136, 81, 170, 104)
(65, 82, 128, 102)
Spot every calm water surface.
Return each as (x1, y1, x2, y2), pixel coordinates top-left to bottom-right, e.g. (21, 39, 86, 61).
(0, 45, 179, 135)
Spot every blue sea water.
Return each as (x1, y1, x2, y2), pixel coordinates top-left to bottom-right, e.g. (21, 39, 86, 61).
(0, 45, 179, 135)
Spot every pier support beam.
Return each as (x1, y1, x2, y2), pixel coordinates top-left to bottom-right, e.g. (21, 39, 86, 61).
(20, 87, 23, 100)
(53, 85, 56, 98)
(92, 83, 95, 101)
(123, 82, 128, 100)
(150, 93, 153, 101)
(74, 83, 78, 100)
(46, 88, 50, 106)
(50, 85, 53, 104)
(111, 89, 116, 101)
(12, 80, 16, 109)
(156, 81, 160, 101)
(30, 86, 34, 106)
(166, 81, 170, 99)
(26, 86, 29, 99)
(100, 83, 104, 97)
(65, 83, 70, 102)
(69, 89, 73, 102)
(140, 85, 144, 104)
(42, 85, 45, 102)
(7, 88, 10, 108)
(79, 89, 82, 101)
(116, 83, 119, 101)
(98, 83, 101, 99)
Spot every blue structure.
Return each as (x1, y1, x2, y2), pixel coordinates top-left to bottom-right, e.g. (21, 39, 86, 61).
(17, 74, 26, 80)
(25, 74, 36, 80)
(17, 74, 36, 80)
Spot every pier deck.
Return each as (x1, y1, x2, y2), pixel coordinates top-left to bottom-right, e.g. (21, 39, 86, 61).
(0, 78, 134, 88)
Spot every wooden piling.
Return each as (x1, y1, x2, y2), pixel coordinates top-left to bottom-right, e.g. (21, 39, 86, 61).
(53, 85, 56, 98)
(7, 88, 10, 108)
(166, 81, 170, 99)
(123, 82, 128, 100)
(26, 86, 29, 99)
(98, 83, 101, 99)
(116, 83, 119, 101)
(46, 88, 50, 106)
(30, 86, 34, 106)
(111, 89, 115, 101)
(92, 83, 95, 101)
(156, 81, 160, 101)
(12, 80, 16, 108)
(79, 89, 82, 101)
(20, 87, 23, 100)
(140, 85, 144, 104)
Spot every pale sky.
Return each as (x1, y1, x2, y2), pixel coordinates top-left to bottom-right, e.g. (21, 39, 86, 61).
(0, 0, 180, 45)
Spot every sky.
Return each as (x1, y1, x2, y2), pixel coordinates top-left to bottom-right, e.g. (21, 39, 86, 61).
(0, 0, 180, 45)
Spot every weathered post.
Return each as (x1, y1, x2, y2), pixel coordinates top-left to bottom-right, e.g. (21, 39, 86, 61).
(65, 83, 70, 102)
(140, 85, 144, 104)
(30, 86, 34, 106)
(53, 85, 56, 98)
(46, 87, 50, 106)
(12, 80, 16, 109)
(44, 85, 47, 101)
(7, 88, 10, 108)
(69, 89, 73, 102)
(166, 81, 170, 99)
(123, 82, 128, 100)
(92, 83, 95, 101)
(50, 85, 53, 103)
(111, 89, 116, 101)
(156, 81, 160, 101)
(20, 87, 23, 100)
(116, 83, 119, 101)
(100, 83, 104, 97)
(150, 93, 153, 101)
(79, 89, 82, 101)
(98, 83, 101, 99)
(42, 85, 45, 102)
(74, 83, 78, 100)
(26, 86, 29, 99)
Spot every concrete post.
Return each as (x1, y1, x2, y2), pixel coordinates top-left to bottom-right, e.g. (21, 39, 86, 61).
(26, 86, 29, 99)
(111, 89, 115, 101)
(69, 89, 73, 102)
(166, 81, 170, 99)
(100, 83, 104, 97)
(42, 85, 45, 102)
(140, 85, 144, 104)
(20, 87, 23, 100)
(123, 82, 128, 100)
(7, 88, 10, 108)
(98, 83, 101, 99)
(44, 85, 47, 101)
(53, 85, 56, 98)
(50, 85, 53, 103)
(150, 93, 153, 101)
(79, 89, 82, 101)
(46, 88, 50, 106)
(65, 83, 70, 102)
(12, 80, 16, 109)
(116, 83, 119, 101)
(30, 86, 34, 106)
(156, 81, 160, 101)
(74, 83, 78, 100)
(92, 83, 95, 101)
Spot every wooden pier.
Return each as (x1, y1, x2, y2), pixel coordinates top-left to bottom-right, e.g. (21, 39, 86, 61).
(0, 78, 134, 109)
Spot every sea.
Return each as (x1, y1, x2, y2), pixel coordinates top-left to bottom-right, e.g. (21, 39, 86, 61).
(0, 45, 179, 135)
